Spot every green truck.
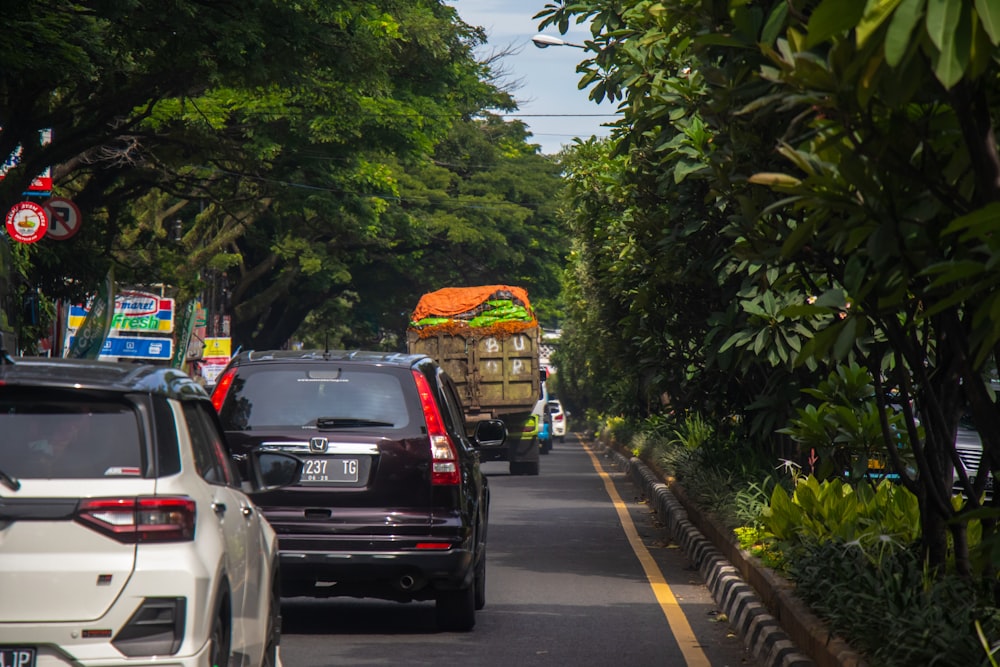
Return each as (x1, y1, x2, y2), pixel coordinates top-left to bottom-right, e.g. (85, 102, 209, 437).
(406, 285, 543, 475)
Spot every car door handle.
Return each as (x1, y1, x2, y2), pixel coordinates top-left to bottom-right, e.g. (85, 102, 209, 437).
(212, 502, 227, 515)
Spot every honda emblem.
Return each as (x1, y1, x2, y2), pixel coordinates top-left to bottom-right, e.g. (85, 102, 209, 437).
(309, 437, 328, 453)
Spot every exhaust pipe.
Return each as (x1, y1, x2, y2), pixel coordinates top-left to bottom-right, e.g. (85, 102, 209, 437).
(397, 574, 422, 591)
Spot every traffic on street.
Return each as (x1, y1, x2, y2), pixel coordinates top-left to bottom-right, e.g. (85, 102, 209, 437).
(278, 435, 756, 666)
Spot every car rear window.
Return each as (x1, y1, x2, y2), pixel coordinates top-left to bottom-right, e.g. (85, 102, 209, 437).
(219, 366, 412, 430)
(0, 391, 144, 479)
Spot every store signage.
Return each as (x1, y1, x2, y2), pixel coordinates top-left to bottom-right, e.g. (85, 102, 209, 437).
(5, 201, 48, 243)
(66, 335, 174, 360)
(69, 290, 175, 333)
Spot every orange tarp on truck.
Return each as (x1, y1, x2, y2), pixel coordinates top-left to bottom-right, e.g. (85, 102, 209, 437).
(410, 285, 533, 322)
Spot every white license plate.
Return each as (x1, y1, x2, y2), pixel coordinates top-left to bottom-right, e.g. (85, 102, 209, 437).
(301, 457, 359, 484)
(0, 648, 35, 667)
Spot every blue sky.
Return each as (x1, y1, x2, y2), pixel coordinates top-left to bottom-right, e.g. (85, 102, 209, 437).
(450, 1, 618, 155)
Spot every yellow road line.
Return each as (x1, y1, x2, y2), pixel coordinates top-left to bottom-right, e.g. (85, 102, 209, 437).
(580, 439, 711, 667)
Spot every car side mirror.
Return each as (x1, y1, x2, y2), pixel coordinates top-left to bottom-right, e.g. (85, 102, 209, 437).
(473, 419, 507, 448)
(247, 451, 303, 492)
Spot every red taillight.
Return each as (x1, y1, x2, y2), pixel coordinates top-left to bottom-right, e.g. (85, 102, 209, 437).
(412, 370, 460, 486)
(210, 368, 237, 412)
(415, 542, 453, 550)
(553, 414, 564, 422)
(76, 497, 196, 543)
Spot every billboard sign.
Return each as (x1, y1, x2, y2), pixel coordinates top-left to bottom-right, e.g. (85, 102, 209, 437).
(69, 290, 175, 334)
(67, 335, 173, 360)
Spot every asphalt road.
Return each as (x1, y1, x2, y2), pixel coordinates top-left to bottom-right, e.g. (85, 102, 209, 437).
(278, 435, 757, 666)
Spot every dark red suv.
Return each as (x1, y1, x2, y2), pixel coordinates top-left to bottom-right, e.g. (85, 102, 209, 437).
(210, 350, 502, 631)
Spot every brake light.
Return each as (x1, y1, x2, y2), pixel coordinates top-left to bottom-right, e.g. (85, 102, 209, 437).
(76, 497, 196, 543)
(210, 368, 237, 412)
(412, 370, 460, 486)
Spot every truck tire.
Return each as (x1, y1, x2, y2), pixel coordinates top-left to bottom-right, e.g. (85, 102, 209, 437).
(509, 461, 539, 476)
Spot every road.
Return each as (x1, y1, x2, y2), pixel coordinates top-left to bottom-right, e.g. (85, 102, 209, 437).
(279, 435, 757, 666)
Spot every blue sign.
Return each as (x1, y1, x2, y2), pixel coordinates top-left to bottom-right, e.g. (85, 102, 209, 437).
(67, 335, 173, 360)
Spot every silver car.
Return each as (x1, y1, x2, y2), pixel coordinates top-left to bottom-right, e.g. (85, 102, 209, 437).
(0, 358, 300, 667)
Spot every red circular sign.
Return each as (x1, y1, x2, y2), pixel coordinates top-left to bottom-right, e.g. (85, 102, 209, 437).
(5, 201, 49, 243)
(42, 197, 82, 240)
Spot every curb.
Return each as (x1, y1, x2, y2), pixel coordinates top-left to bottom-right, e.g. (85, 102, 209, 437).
(602, 446, 815, 667)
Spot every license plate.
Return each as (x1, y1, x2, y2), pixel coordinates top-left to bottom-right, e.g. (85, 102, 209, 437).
(301, 457, 359, 484)
(0, 648, 35, 667)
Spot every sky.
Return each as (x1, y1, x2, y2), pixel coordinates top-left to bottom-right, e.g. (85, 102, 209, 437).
(450, 0, 619, 155)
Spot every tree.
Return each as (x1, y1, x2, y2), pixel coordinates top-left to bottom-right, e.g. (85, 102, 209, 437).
(3, 1, 544, 353)
(294, 114, 569, 350)
(543, 0, 1000, 574)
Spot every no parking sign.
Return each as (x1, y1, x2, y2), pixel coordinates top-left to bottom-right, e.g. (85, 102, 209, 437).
(42, 197, 82, 240)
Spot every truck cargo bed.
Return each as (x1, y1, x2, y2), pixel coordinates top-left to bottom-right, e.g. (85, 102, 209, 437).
(406, 327, 540, 416)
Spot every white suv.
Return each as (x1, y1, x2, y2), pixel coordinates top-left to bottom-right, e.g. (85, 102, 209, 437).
(548, 400, 567, 441)
(0, 358, 301, 667)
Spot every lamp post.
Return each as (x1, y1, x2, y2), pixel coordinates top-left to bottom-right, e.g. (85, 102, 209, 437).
(531, 34, 586, 50)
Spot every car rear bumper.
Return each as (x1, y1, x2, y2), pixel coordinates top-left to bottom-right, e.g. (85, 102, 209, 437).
(278, 547, 475, 600)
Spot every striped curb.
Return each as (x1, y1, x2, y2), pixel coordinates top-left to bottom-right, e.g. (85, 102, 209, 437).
(604, 446, 815, 667)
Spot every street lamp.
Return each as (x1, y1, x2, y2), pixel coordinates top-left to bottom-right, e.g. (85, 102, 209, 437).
(531, 34, 586, 49)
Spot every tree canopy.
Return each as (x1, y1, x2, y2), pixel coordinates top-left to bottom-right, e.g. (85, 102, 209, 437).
(546, 0, 1000, 572)
(1, 1, 568, 351)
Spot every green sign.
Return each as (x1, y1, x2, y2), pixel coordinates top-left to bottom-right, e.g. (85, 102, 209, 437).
(67, 268, 116, 359)
(170, 299, 197, 370)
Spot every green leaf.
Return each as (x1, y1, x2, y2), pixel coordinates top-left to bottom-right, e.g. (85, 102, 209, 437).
(748, 172, 803, 188)
(921, 260, 986, 289)
(974, 0, 1000, 44)
(942, 202, 1000, 235)
(781, 303, 833, 318)
(806, 0, 867, 47)
(673, 160, 707, 183)
(926, 0, 963, 52)
(719, 331, 754, 353)
(857, 0, 904, 48)
(833, 317, 860, 360)
(814, 289, 848, 308)
(762, 3, 790, 45)
(885, 0, 926, 66)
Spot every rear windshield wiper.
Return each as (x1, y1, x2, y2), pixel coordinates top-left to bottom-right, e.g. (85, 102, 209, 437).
(315, 417, 394, 429)
(0, 468, 21, 492)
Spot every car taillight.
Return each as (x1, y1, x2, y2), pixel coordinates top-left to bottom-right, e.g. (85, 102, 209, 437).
(554, 414, 564, 422)
(76, 497, 196, 543)
(412, 370, 460, 486)
(210, 367, 237, 412)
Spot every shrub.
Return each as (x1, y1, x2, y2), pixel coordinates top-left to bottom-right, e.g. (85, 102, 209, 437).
(760, 476, 920, 565)
(611, 408, 1000, 666)
(790, 540, 1000, 667)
